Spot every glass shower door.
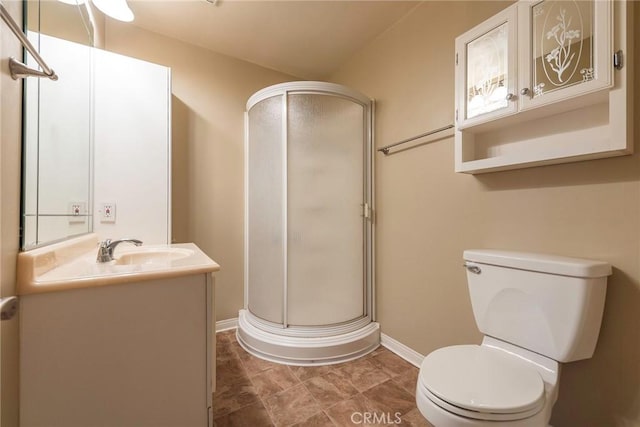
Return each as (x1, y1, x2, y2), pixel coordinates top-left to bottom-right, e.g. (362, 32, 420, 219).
(246, 95, 285, 324)
(286, 93, 365, 326)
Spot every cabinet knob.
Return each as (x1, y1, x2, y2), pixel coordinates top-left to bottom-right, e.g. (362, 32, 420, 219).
(505, 93, 515, 101)
(520, 88, 530, 95)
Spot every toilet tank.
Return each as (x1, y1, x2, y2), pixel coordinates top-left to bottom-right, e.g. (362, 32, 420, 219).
(463, 250, 611, 363)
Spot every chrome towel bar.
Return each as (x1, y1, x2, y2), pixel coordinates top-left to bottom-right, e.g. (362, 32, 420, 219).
(378, 124, 454, 155)
(0, 2, 58, 80)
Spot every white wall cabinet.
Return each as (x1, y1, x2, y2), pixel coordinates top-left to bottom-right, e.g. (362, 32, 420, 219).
(454, 0, 633, 174)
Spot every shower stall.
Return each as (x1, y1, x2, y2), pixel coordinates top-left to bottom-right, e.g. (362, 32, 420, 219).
(237, 81, 378, 365)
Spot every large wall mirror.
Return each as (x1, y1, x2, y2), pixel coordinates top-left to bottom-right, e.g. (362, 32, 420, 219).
(22, 0, 95, 249)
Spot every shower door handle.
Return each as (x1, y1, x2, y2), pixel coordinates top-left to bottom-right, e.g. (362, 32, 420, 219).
(361, 203, 372, 219)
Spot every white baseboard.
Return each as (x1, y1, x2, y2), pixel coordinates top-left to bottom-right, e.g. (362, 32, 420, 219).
(215, 318, 238, 332)
(380, 333, 425, 368)
(214, 318, 425, 368)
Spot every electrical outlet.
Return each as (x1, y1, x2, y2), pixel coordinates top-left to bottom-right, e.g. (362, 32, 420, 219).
(100, 202, 116, 223)
(68, 202, 86, 224)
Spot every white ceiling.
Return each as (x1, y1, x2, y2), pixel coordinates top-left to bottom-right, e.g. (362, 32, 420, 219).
(128, 0, 420, 79)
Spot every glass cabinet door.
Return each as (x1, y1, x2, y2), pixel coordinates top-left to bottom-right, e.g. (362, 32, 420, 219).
(455, 4, 518, 129)
(518, 0, 612, 110)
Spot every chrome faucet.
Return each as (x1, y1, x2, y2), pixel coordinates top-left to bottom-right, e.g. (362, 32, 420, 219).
(96, 238, 143, 263)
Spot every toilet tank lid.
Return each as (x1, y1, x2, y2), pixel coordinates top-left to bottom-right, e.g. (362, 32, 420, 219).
(463, 250, 612, 278)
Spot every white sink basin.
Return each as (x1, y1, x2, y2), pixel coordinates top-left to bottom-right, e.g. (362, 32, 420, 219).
(115, 248, 195, 265)
(17, 234, 220, 295)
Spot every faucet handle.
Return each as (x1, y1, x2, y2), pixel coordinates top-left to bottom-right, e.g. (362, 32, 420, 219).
(96, 238, 142, 263)
(98, 239, 112, 248)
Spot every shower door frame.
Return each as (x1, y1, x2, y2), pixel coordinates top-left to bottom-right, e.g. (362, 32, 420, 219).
(243, 81, 375, 338)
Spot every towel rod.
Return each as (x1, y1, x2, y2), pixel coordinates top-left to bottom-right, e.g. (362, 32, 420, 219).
(378, 124, 454, 155)
(0, 2, 58, 80)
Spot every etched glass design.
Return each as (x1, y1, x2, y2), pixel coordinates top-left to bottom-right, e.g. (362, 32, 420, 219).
(466, 22, 509, 119)
(532, 0, 594, 97)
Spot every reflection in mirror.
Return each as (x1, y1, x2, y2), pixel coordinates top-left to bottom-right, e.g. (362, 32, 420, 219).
(26, 0, 94, 47)
(22, 0, 94, 249)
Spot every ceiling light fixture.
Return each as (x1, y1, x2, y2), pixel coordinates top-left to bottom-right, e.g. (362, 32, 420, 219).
(91, 0, 134, 22)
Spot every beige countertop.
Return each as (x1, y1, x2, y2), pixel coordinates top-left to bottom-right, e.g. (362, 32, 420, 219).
(17, 233, 220, 296)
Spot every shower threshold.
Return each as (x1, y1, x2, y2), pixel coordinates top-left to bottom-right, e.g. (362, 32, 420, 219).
(236, 310, 380, 366)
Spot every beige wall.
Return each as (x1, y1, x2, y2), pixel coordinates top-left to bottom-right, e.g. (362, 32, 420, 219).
(103, 22, 296, 320)
(1, 1, 23, 425)
(330, 1, 640, 426)
(6, 2, 635, 425)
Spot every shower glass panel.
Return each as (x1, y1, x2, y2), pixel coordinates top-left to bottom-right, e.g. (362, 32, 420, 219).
(287, 94, 365, 326)
(247, 95, 284, 324)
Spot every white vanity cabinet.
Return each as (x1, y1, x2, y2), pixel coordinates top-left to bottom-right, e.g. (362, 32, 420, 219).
(454, 0, 632, 174)
(19, 273, 216, 427)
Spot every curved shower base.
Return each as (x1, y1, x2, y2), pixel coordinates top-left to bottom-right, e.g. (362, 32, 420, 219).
(239, 81, 378, 366)
(237, 310, 380, 366)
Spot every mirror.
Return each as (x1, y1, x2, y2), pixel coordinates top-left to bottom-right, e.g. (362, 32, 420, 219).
(22, 0, 94, 249)
(26, 0, 95, 47)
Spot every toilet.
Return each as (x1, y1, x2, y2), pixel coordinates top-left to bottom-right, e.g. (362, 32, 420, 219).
(416, 249, 611, 427)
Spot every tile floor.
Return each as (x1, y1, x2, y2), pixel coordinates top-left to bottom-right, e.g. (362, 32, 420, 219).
(213, 329, 434, 427)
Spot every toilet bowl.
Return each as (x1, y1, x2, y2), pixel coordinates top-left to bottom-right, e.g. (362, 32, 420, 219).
(417, 337, 559, 427)
(416, 250, 611, 427)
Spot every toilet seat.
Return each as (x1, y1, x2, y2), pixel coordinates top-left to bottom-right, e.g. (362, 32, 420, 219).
(418, 345, 545, 421)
